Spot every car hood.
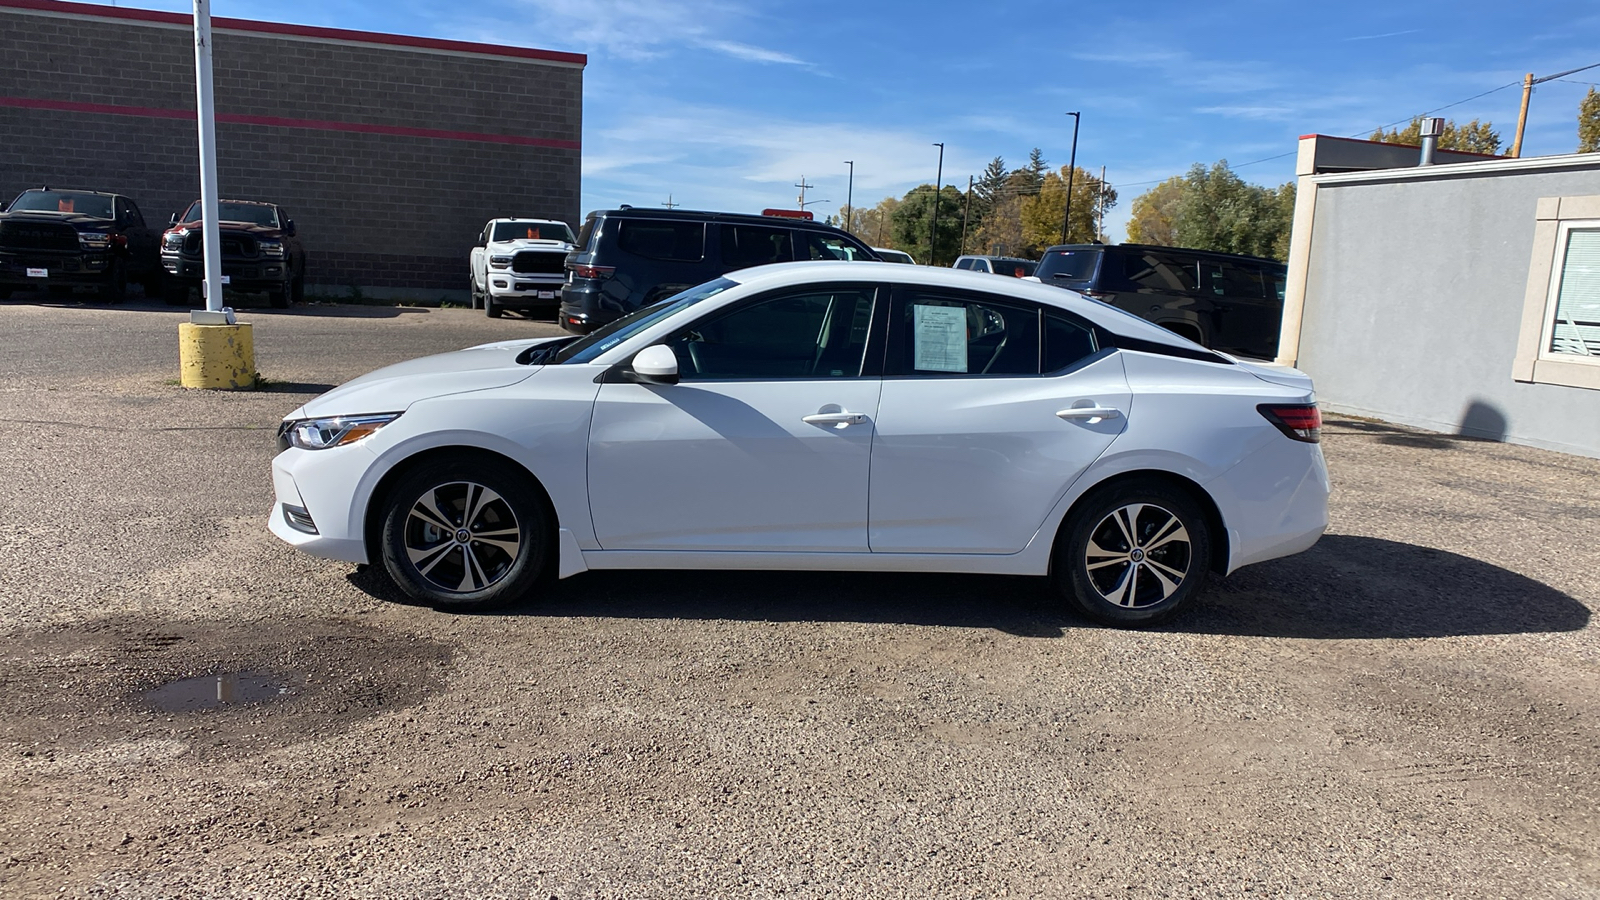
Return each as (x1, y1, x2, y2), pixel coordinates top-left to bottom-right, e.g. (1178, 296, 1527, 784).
(173, 220, 288, 238)
(288, 337, 564, 419)
(488, 239, 573, 252)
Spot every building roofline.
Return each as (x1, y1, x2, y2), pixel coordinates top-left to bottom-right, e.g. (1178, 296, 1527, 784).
(0, 0, 587, 67)
(1304, 150, 1600, 187)
(1296, 133, 1503, 160)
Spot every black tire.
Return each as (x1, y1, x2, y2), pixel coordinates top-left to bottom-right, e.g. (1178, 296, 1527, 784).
(162, 280, 191, 307)
(469, 278, 482, 310)
(378, 457, 549, 610)
(485, 293, 503, 318)
(139, 268, 164, 300)
(267, 282, 289, 309)
(1054, 479, 1211, 627)
(99, 259, 128, 303)
(291, 273, 305, 305)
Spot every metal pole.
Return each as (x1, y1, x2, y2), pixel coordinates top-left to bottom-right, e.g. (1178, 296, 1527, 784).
(843, 160, 854, 233)
(1059, 112, 1079, 245)
(959, 175, 973, 256)
(193, 0, 223, 312)
(929, 142, 944, 266)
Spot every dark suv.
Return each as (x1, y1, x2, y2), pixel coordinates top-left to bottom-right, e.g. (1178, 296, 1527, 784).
(160, 199, 306, 308)
(0, 188, 162, 301)
(558, 208, 879, 333)
(1034, 243, 1286, 359)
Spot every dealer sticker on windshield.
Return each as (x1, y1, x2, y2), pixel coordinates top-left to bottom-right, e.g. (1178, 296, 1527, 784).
(26, 268, 47, 278)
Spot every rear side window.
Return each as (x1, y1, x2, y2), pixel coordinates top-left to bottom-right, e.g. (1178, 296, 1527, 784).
(618, 220, 705, 262)
(1202, 261, 1265, 298)
(1124, 251, 1197, 293)
(722, 224, 796, 268)
(1044, 312, 1100, 372)
(798, 232, 858, 261)
(891, 290, 1040, 377)
(576, 216, 600, 251)
(1037, 249, 1099, 283)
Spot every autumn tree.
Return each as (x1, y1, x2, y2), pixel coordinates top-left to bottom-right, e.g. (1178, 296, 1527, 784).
(1019, 166, 1116, 252)
(1370, 116, 1502, 154)
(1124, 176, 1185, 245)
(889, 184, 965, 265)
(1580, 87, 1600, 153)
(850, 196, 902, 249)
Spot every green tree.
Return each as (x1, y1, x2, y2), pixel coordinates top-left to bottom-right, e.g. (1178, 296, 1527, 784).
(1125, 176, 1185, 246)
(889, 184, 965, 265)
(1370, 116, 1502, 154)
(1171, 161, 1294, 260)
(1020, 166, 1117, 252)
(1580, 87, 1600, 153)
(1021, 148, 1048, 191)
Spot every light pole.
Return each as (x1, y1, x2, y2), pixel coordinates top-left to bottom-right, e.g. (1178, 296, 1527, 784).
(843, 160, 854, 233)
(1059, 111, 1079, 245)
(929, 142, 944, 266)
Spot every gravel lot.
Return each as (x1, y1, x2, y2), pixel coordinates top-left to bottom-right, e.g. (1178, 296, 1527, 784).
(0, 297, 1596, 899)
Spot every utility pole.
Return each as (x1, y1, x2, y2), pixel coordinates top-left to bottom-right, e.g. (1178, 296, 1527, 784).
(1511, 62, 1600, 157)
(928, 142, 944, 266)
(794, 176, 814, 211)
(1097, 166, 1106, 241)
(959, 175, 973, 256)
(661, 194, 679, 209)
(843, 160, 854, 233)
(1059, 111, 1080, 245)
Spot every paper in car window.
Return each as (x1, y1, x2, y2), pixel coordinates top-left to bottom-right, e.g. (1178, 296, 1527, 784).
(913, 304, 967, 372)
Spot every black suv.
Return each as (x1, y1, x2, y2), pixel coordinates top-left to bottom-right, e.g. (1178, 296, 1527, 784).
(0, 188, 162, 301)
(1034, 243, 1286, 359)
(559, 208, 879, 333)
(160, 199, 306, 308)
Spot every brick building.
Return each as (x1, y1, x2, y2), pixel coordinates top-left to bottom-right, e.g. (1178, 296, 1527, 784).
(0, 0, 584, 297)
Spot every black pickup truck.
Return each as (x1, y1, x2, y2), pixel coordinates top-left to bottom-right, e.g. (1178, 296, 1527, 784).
(0, 188, 163, 301)
(160, 199, 306, 308)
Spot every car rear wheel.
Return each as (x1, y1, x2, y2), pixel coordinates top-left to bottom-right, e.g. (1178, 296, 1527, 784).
(378, 458, 549, 609)
(1055, 479, 1211, 627)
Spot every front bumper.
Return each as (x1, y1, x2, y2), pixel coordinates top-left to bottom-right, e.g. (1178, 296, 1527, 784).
(487, 273, 563, 309)
(163, 253, 287, 291)
(0, 250, 111, 286)
(267, 445, 377, 564)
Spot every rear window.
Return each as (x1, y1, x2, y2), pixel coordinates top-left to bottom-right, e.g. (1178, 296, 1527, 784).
(721, 224, 795, 267)
(576, 215, 599, 251)
(1036, 249, 1098, 284)
(617, 220, 705, 262)
(992, 259, 1037, 278)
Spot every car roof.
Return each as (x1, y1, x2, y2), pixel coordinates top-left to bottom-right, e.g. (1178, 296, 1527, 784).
(591, 207, 855, 233)
(721, 261, 1215, 352)
(492, 217, 565, 223)
(1044, 243, 1284, 267)
(20, 188, 119, 198)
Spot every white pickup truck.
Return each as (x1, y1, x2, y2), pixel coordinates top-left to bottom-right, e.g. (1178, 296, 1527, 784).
(468, 218, 576, 318)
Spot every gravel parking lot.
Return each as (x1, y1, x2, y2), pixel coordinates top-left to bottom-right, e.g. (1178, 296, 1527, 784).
(1, 297, 1596, 899)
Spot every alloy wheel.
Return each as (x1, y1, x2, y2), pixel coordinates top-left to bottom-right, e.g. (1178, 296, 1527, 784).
(1082, 502, 1193, 609)
(402, 481, 522, 594)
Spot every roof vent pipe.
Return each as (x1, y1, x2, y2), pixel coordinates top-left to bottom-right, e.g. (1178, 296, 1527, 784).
(1419, 117, 1444, 166)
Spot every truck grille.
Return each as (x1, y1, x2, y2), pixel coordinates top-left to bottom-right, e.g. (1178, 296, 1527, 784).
(0, 220, 79, 252)
(512, 251, 564, 274)
(182, 233, 259, 258)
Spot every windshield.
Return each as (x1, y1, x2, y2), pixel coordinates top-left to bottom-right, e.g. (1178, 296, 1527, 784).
(9, 191, 113, 219)
(553, 278, 738, 365)
(182, 201, 279, 227)
(1036, 249, 1099, 283)
(492, 221, 574, 243)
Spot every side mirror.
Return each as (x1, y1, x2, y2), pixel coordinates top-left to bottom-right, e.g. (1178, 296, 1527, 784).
(285, 219, 296, 237)
(629, 344, 679, 385)
(168, 212, 179, 226)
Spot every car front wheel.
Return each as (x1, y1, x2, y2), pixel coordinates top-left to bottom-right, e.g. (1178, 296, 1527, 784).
(1056, 480, 1211, 627)
(378, 458, 548, 609)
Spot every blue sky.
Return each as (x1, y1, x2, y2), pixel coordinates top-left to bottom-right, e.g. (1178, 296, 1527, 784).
(132, 0, 1600, 240)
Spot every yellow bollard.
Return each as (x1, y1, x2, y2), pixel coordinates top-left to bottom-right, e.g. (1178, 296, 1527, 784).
(178, 322, 256, 390)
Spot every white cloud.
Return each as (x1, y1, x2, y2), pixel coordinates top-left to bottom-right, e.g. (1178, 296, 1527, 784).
(698, 39, 806, 66)
(482, 0, 805, 66)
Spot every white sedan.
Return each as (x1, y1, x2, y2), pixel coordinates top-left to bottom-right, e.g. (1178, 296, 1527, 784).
(270, 262, 1328, 626)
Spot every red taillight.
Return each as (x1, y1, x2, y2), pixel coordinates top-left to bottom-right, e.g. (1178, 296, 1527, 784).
(568, 264, 614, 279)
(1258, 404, 1321, 443)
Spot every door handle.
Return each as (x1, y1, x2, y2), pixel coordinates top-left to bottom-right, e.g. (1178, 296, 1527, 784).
(803, 411, 868, 427)
(1056, 406, 1122, 422)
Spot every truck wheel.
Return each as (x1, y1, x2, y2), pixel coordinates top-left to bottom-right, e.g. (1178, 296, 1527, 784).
(99, 259, 128, 303)
(291, 273, 305, 304)
(485, 293, 503, 318)
(469, 279, 481, 310)
(267, 282, 289, 309)
(162, 280, 191, 306)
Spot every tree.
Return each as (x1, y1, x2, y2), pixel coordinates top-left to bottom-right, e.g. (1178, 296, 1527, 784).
(889, 184, 965, 265)
(1019, 166, 1116, 252)
(1581, 87, 1600, 153)
(1171, 161, 1294, 260)
(1125, 176, 1185, 246)
(852, 196, 902, 249)
(1022, 148, 1048, 191)
(1370, 116, 1502, 155)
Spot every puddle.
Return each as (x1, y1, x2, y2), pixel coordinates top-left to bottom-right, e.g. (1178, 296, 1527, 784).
(141, 671, 289, 713)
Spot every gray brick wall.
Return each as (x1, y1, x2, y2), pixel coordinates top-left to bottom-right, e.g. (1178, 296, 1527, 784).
(0, 5, 583, 292)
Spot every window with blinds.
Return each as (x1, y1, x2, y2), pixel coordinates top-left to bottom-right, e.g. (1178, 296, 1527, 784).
(1549, 228, 1600, 357)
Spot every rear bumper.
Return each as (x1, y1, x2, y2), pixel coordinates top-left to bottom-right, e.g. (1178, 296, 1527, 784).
(1209, 439, 1330, 574)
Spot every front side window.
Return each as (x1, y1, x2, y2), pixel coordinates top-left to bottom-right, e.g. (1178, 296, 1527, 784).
(670, 286, 877, 380)
(1545, 226, 1600, 358)
(890, 290, 1041, 377)
(618, 220, 705, 262)
(721, 224, 795, 268)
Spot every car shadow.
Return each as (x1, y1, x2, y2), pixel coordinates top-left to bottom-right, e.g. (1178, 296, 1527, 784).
(346, 534, 1591, 640)
(3, 292, 434, 318)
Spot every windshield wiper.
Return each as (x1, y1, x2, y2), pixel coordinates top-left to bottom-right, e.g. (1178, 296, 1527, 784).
(517, 337, 579, 365)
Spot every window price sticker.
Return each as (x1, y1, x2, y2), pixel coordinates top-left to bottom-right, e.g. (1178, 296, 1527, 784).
(913, 304, 967, 372)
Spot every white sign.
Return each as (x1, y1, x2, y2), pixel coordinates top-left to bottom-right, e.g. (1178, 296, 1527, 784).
(538, 290, 555, 299)
(913, 304, 967, 372)
(221, 275, 231, 284)
(26, 268, 47, 278)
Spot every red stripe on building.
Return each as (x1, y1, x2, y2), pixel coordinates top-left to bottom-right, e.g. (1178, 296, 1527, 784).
(0, 0, 587, 66)
(0, 96, 582, 150)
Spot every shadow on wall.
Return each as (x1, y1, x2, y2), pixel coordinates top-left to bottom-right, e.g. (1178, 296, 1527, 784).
(347, 535, 1590, 641)
(1458, 398, 1508, 442)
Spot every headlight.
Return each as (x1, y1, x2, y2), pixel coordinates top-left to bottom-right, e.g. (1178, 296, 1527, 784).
(78, 232, 111, 250)
(489, 255, 512, 269)
(162, 231, 185, 250)
(259, 239, 285, 258)
(280, 413, 400, 450)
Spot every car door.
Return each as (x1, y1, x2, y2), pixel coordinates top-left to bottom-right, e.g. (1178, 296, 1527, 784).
(587, 283, 884, 552)
(868, 286, 1130, 554)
